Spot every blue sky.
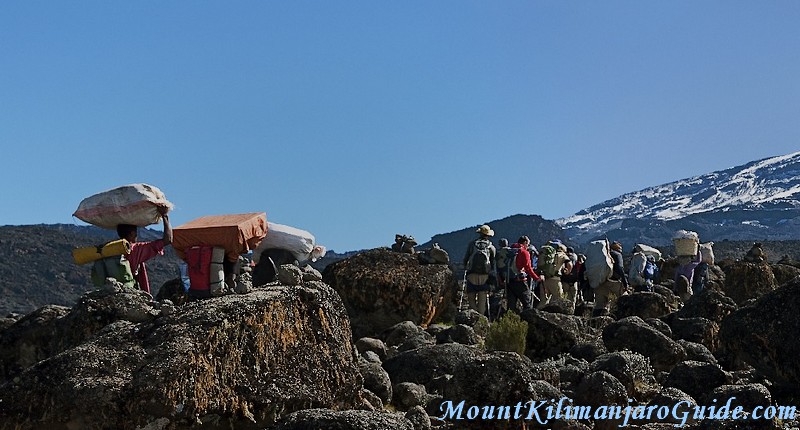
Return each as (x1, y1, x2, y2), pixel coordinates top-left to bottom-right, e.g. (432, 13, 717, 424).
(2, 2, 799, 252)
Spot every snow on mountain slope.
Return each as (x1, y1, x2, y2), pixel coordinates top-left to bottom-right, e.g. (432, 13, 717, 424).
(557, 151, 800, 236)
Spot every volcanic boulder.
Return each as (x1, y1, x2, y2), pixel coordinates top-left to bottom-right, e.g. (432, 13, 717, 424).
(719, 277, 800, 393)
(718, 261, 777, 305)
(323, 249, 456, 339)
(602, 316, 686, 372)
(0, 282, 363, 430)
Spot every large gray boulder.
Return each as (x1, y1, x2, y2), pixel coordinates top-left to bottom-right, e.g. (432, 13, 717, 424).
(663, 361, 729, 402)
(718, 260, 777, 305)
(614, 292, 673, 320)
(602, 316, 686, 372)
(0, 282, 363, 429)
(323, 249, 456, 339)
(521, 309, 588, 361)
(674, 288, 737, 324)
(719, 277, 800, 393)
(589, 350, 659, 400)
(382, 343, 482, 390)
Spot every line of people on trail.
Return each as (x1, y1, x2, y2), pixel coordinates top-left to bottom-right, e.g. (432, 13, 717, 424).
(461, 225, 716, 321)
(462, 225, 591, 318)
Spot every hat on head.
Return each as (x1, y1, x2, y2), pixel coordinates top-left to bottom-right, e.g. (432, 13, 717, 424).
(476, 225, 494, 237)
(499, 238, 508, 247)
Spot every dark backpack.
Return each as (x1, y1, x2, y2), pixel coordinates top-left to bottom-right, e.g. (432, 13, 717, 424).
(505, 246, 522, 279)
(537, 245, 559, 277)
(467, 239, 493, 274)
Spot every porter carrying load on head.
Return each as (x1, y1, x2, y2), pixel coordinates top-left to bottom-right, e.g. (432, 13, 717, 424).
(72, 184, 174, 294)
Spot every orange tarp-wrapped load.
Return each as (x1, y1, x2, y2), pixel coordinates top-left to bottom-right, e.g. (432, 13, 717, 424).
(173, 213, 268, 262)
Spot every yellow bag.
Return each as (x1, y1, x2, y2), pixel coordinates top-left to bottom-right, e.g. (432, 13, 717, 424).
(72, 239, 131, 265)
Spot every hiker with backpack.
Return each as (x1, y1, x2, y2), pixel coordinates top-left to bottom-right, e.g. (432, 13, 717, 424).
(505, 235, 541, 313)
(462, 224, 497, 316)
(495, 238, 513, 288)
(115, 205, 173, 295)
(536, 240, 573, 310)
(629, 245, 656, 292)
(589, 240, 630, 317)
(576, 254, 593, 303)
(560, 246, 580, 305)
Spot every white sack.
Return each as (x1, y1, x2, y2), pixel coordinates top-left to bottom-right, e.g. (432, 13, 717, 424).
(73, 183, 173, 230)
(635, 243, 663, 260)
(254, 222, 327, 264)
(585, 239, 614, 289)
(700, 242, 715, 265)
(672, 230, 699, 241)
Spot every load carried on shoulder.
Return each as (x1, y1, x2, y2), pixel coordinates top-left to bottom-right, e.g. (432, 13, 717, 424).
(250, 221, 327, 286)
(252, 222, 327, 265)
(629, 243, 661, 291)
(172, 212, 268, 298)
(73, 183, 173, 229)
(584, 239, 613, 289)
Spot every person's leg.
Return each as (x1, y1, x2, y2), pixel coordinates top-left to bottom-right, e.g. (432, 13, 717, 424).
(564, 281, 577, 305)
(549, 280, 564, 301)
(477, 291, 488, 316)
(592, 281, 610, 316)
(467, 290, 478, 312)
(518, 283, 533, 311)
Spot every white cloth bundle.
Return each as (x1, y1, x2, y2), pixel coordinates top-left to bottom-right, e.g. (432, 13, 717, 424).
(253, 222, 327, 264)
(73, 184, 173, 229)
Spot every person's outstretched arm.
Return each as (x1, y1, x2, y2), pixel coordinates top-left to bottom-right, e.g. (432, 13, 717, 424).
(159, 206, 173, 246)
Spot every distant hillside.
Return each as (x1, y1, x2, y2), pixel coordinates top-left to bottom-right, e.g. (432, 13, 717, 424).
(417, 214, 565, 267)
(0, 224, 180, 316)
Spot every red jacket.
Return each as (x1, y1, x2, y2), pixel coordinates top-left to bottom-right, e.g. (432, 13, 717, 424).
(512, 243, 541, 282)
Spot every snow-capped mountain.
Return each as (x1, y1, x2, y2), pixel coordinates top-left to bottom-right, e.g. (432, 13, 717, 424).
(557, 151, 800, 246)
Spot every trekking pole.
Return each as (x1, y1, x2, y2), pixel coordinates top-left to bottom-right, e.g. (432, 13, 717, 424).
(458, 268, 467, 311)
(530, 277, 540, 302)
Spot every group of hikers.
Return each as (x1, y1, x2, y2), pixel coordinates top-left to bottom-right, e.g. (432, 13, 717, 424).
(459, 224, 709, 319)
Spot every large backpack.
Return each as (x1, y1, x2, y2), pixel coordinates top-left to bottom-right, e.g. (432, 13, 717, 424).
(185, 245, 226, 298)
(467, 238, 493, 275)
(495, 247, 509, 270)
(537, 245, 559, 277)
(585, 239, 613, 289)
(91, 255, 136, 289)
(505, 246, 522, 279)
(629, 252, 648, 286)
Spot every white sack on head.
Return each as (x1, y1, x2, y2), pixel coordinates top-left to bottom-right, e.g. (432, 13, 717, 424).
(73, 183, 173, 230)
(253, 222, 325, 263)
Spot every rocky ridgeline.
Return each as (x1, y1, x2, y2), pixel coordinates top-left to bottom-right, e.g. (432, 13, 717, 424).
(1, 248, 800, 429)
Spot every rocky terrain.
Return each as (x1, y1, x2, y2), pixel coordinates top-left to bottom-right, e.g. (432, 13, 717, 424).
(2, 246, 800, 429)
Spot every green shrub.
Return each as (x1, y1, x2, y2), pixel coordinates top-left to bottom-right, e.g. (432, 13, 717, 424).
(484, 312, 528, 355)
